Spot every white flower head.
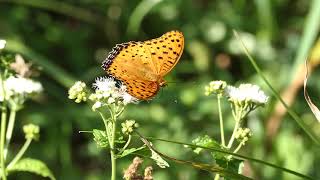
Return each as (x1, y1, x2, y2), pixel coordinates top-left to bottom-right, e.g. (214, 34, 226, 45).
(226, 83, 268, 106)
(0, 76, 43, 102)
(93, 76, 117, 92)
(90, 76, 139, 108)
(0, 39, 6, 50)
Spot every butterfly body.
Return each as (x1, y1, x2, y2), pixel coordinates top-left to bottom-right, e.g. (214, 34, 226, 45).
(102, 30, 184, 100)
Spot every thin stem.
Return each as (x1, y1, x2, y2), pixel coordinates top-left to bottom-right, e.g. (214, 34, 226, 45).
(110, 115, 117, 180)
(6, 138, 32, 170)
(227, 120, 240, 149)
(217, 95, 225, 147)
(4, 109, 17, 159)
(214, 174, 220, 180)
(227, 107, 243, 149)
(233, 141, 245, 154)
(0, 73, 7, 180)
(118, 135, 132, 155)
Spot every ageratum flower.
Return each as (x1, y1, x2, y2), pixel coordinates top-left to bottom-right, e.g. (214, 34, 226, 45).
(89, 77, 138, 111)
(0, 76, 43, 102)
(225, 84, 268, 106)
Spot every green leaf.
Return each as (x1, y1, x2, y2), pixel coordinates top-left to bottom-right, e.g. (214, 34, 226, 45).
(115, 133, 125, 144)
(215, 157, 243, 178)
(190, 135, 222, 154)
(92, 129, 109, 148)
(7, 158, 55, 180)
(117, 146, 145, 158)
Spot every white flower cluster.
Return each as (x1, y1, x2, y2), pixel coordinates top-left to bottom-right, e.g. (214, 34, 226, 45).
(89, 77, 138, 111)
(225, 84, 268, 106)
(0, 39, 6, 50)
(0, 76, 43, 102)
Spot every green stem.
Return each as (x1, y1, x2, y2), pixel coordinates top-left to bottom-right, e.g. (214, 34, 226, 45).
(227, 120, 240, 149)
(110, 115, 117, 180)
(227, 108, 243, 149)
(233, 30, 320, 145)
(233, 141, 245, 154)
(118, 135, 131, 155)
(214, 174, 220, 180)
(6, 138, 32, 170)
(217, 95, 225, 147)
(4, 109, 17, 159)
(0, 74, 7, 180)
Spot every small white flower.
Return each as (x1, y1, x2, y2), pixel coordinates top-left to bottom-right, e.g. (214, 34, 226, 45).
(226, 84, 268, 105)
(93, 77, 117, 92)
(92, 101, 102, 111)
(122, 93, 138, 105)
(0, 76, 43, 101)
(90, 76, 139, 106)
(0, 39, 6, 49)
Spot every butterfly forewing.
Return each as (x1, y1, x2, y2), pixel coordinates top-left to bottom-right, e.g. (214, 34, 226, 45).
(144, 31, 184, 76)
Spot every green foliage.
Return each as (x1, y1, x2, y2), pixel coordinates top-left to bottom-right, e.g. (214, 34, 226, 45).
(1, 0, 320, 179)
(117, 146, 145, 158)
(7, 158, 55, 180)
(92, 129, 109, 148)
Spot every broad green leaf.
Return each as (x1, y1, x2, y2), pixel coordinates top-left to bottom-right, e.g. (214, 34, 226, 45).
(7, 158, 55, 180)
(92, 129, 109, 148)
(117, 146, 145, 158)
(190, 135, 221, 154)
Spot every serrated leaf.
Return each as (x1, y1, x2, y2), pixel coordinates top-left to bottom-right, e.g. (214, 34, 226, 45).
(7, 158, 55, 180)
(93, 129, 109, 148)
(115, 134, 125, 144)
(117, 146, 145, 158)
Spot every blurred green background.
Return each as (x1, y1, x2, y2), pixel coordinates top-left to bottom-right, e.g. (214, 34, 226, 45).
(1, 0, 320, 179)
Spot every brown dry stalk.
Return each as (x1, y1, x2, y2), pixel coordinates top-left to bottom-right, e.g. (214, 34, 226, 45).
(266, 39, 320, 142)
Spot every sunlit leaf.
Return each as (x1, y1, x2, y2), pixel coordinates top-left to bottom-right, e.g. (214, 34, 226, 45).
(117, 146, 145, 158)
(7, 158, 55, 180)
(92, 129, 109, 148)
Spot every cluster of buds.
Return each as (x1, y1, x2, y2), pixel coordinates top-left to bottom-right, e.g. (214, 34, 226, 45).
(121, 120, 139, 135)
(68, 81, 87, 103)
(235, 128, 252, 145)
(204, 80, 227, 96)
(23, 124, 40, 140)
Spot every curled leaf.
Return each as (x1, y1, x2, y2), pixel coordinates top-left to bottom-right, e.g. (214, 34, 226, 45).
(304, 59, 320, 122)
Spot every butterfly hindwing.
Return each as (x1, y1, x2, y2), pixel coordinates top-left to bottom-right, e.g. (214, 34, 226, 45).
(122, 79, 159, 100)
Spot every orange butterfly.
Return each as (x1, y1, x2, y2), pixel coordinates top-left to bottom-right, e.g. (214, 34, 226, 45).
(102, 30, 184, 100)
